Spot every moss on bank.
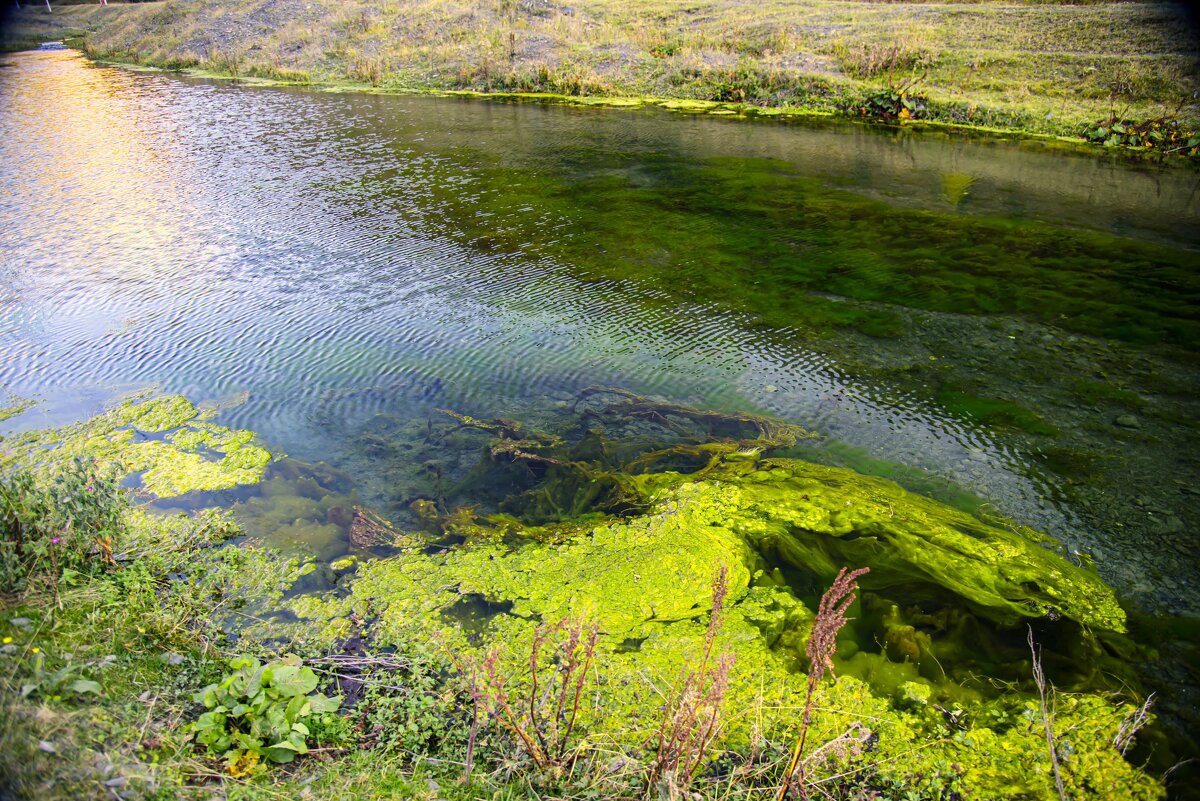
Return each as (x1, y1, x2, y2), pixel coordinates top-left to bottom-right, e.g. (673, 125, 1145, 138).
(0, 396, 1167, 798)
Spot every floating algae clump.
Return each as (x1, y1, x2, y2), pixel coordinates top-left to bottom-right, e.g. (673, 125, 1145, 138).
(428, 481, 756, 637)
(639, 457, 1127, 633)
(0, 394, 274, 498)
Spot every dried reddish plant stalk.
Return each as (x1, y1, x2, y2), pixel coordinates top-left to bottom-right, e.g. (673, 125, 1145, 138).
(1028, 626, 1068, 801)
(478, 617, 599, 776)
(777, 566, 869, 801)
(646, 566, 736, 795)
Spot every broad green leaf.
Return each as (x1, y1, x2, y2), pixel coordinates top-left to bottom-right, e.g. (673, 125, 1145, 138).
(284, 693, 306, 725)
(246, 665, 268, 697)
(270, 665, 318, 697)
(307, 694, 341, 714)
(263, 748, 296, 763)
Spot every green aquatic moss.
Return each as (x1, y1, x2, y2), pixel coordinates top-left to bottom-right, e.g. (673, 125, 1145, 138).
(414, 154, 1197, 346)
(668, 457, 1126, 632)
(0, 395, 274, 498)
(110, 393, 199, 432)
(0, 400, 34, 423)
(936, 385, 1060, 436)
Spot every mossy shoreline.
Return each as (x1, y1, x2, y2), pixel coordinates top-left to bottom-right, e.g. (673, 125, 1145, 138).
(82, 58, 1187, 162)
(0, 393, 1175, 799)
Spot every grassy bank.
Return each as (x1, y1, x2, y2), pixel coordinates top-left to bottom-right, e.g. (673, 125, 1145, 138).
(3, 1, 1199, 146)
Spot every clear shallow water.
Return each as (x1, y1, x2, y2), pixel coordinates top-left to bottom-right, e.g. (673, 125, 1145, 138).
(1, 50, 1199, 738)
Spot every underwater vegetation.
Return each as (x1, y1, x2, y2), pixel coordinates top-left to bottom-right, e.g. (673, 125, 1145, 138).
(0, 394, 273, 499)
(407, 154, 1199, 346)
(0, 393, 1166, 798)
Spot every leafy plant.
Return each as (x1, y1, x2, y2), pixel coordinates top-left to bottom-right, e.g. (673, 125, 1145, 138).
(0, 458, 126, 595)
(189, 654, 342, 775)
(1083, 115, 1199, 157)
(854, 43, 929, 121)
(859, 86, 927, 121)
(350, 647, 473, 758)
(14, 649, 103, 702)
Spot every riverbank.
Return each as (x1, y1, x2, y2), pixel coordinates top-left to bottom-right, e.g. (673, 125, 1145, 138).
(0, 394, 1170, 800)
(3, 1, 1198, 151)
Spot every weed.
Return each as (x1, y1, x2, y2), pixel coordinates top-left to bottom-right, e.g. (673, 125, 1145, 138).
(646, 566, 734, 796)
(777, 566, 868, 800)
(833, 39, 934, 81)
(349, 53, 386, 86)
(478, 616, 599, 778)
(1, 459, 125, 597)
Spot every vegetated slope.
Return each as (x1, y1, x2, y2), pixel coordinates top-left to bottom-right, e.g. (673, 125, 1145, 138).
(10, 0, 1199, 137)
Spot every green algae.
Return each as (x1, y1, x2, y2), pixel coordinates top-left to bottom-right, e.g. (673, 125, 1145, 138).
(786, 439, 989, 516)
(0, 394, 274, 498)
(684, 458, 1125, 632)
(434, 481, 756, 637)
(0, 400, 34, 423)
(412, 152, 1197, 346)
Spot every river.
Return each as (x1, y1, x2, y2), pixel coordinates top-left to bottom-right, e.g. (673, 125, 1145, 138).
(2, 48, 1198, 770)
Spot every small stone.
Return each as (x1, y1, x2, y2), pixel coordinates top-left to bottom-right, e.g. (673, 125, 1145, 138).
(38, 741, 56, 753)
(10, 617, 32, 628)
(1152, 514, 1184, 535)
(1114, 414, 1141, 429)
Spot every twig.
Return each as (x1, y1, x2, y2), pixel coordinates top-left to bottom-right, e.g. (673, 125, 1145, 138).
(1113, 692, 1154, 754)
(1029, 626, 1067, 801)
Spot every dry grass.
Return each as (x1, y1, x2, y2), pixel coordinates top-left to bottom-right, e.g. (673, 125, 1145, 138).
(4, 0, 1198, 133)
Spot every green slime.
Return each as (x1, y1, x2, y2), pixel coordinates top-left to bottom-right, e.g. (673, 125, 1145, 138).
(1, 396, 1162, 798)
(0, 394, 274, 498)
